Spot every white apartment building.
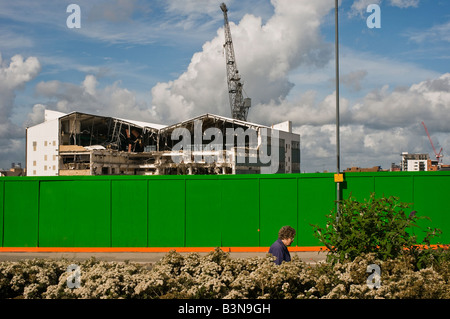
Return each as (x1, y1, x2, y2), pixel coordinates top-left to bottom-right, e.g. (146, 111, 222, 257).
(401, 152, 430, 171)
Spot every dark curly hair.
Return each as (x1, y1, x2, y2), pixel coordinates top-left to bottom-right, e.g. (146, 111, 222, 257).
(278, 225, 296, 240)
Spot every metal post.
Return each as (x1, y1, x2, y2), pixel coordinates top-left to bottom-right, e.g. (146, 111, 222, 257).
(335, 0, 341, 218)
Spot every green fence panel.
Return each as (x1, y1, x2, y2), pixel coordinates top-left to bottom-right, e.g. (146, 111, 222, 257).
(186, 178, 221, 247)
(259, 177, 298, 247)
(39, 180, 111, 247)
(148, 179, 186, 247)
(298, 175, 336, 246)
(111, 180, 147, 247)
(220, 178, 259, 247)
(0, 181, 3, 247)
(374, 174, 414, 204)
(1, 172, 450, 248)
(342, 174, 375, 200)
(412, 175, 450, 244)
(3, 181, 39, 247)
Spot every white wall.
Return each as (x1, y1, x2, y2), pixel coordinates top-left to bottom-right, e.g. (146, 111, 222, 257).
(26, 118, 59, 176)
(406, 159, 428, 171)
(272, 121, 300, 173)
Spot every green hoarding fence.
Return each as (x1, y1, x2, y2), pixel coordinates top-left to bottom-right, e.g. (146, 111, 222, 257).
(0, 171, 449, 248)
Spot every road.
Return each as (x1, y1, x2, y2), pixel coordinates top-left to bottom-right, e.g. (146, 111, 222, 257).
(0, 251, 327, 265)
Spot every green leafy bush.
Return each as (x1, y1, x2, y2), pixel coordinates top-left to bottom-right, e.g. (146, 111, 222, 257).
(311, 193, 446, 268)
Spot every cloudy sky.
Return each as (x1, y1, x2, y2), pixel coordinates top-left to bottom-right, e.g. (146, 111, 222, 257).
(0, 0, 449, 172)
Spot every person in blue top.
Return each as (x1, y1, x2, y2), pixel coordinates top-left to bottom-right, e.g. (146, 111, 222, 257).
(268, 226, 296, 265)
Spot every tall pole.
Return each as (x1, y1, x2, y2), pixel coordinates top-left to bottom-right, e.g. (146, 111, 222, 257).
(335, 0, 341, 217)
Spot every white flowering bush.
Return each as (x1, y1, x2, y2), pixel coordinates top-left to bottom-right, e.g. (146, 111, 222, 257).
(0, 259, 65, 299)
(0, 248, 449, 299)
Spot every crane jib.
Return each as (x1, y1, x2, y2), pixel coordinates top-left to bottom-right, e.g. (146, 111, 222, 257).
(220, 2, 251, 122)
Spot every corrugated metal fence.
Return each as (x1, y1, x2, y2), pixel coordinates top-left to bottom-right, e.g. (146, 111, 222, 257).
(0, 171, 449, 249)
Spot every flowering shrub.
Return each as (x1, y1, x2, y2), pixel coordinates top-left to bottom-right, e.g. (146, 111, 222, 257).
(0, 248, 449, 299)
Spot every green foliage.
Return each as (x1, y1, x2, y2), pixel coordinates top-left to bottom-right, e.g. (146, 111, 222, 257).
(311, 193, 444, 266)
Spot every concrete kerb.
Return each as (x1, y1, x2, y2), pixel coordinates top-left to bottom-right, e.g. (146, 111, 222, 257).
(0, 250, 328, 266)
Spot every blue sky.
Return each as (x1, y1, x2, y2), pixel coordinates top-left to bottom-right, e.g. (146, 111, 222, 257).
(1, 0, 449, 172)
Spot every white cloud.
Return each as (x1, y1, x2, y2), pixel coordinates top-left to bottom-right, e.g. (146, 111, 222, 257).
(34, 74, 161, 125)
(150, 0, 334, 123)
(0, 53, 40, 168)
(296, 73, 450, 172)
(349, 0, 419, 18)
(351, 73, 450, 130)
(0, 54, 40, 91)
(0, 30, 33, 51)
(25, 104, 46, 127)
(340, 70, 368, 92)
(87, 0, 140, 23)
(0, 53, 41, 130)
(389, 0, 419, 8)
(349, 0, 381, 18)
(82, 74, 98, 96)
(407, 21, 450, 44)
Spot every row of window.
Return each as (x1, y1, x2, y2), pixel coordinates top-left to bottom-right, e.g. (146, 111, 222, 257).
(32, 140, 57, 151)
(32, 155, 57, 165)
(31, 165, 57, 176)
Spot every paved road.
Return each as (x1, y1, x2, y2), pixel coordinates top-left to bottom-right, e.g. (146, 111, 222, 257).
(0, 251, 327, 265)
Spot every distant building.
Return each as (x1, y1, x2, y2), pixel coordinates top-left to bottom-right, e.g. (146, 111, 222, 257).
(344, 166, 382, 173)
(26, 110, 300, 176)
(400, 152, 439, 171)
(0, 163, 25, 177)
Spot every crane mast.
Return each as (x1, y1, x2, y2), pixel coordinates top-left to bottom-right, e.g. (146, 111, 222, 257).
(220, 2, 251, 121)
(422, 121, 443, 163)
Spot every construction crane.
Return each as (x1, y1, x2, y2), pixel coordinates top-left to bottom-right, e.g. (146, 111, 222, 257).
(220, 2, 251, 121)
(422, 121, 443, 163)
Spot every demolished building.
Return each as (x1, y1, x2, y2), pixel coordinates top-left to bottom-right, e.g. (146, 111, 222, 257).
(26, 110, 300, 176)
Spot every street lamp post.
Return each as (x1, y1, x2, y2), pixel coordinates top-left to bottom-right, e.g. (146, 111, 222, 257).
(335, 0, 341, 218)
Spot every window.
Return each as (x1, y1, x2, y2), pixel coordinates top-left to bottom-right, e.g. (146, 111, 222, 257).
(33, 141, 37, 151)
(33, 161, 36, 166)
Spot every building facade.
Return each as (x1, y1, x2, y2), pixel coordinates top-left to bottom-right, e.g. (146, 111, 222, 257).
(26, 110, 300, 176)
(400, 152, 438, 171)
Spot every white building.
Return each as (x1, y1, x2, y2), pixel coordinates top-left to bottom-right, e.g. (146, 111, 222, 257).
(26, 110, 65, 176)
(272, 120, 300, 174)
(26, 110, 300, 176)
(401, 152, 430, 171)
